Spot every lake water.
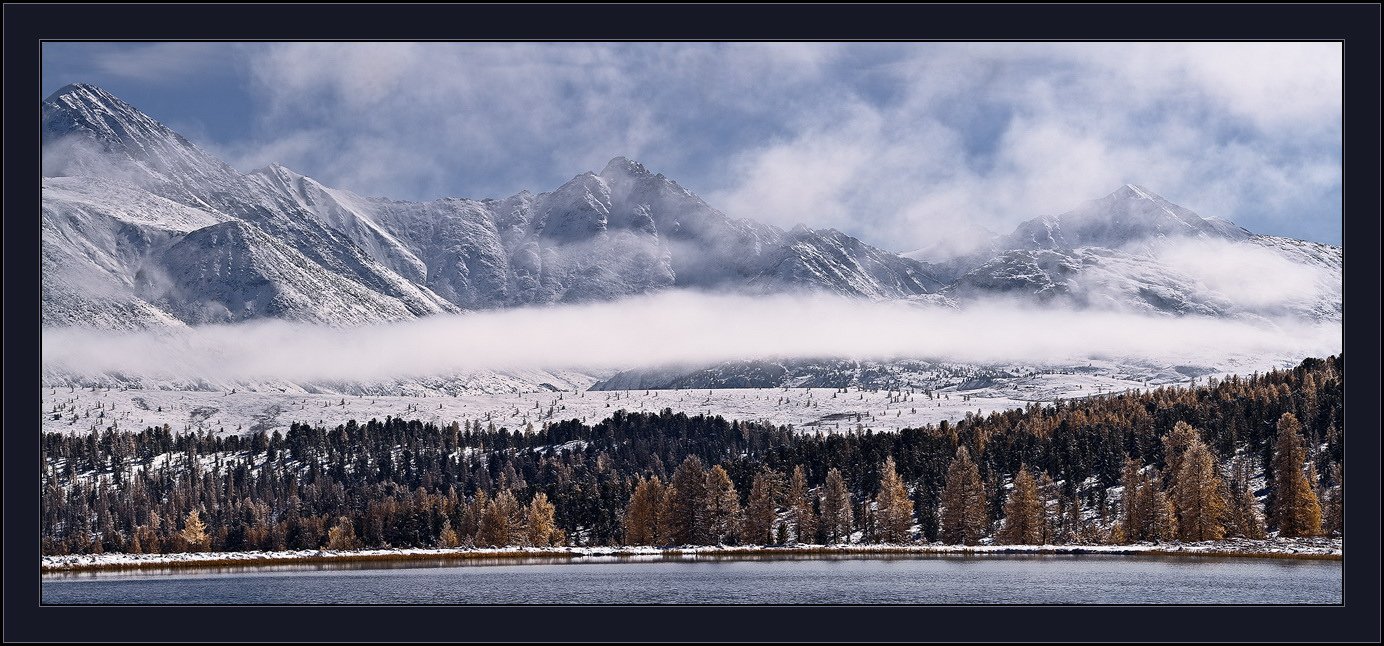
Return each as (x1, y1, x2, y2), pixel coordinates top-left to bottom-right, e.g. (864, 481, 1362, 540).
(41, 554, 1341, 604)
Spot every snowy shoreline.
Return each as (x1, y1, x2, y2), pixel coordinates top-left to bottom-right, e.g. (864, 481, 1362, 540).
(42, 538, 1341, 573)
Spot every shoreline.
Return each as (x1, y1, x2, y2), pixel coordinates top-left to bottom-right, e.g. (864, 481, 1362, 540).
(42, 538, 1342, 574)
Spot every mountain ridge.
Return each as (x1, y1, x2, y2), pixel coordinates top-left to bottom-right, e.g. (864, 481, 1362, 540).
(42, 83, 949, 325)
(42, 83, 1339, 333)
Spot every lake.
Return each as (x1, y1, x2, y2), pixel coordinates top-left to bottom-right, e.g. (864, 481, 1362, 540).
(41, 554, 1342, 604)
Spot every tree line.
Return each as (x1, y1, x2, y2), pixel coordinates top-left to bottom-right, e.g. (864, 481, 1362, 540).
(40, 356, 1343, 554)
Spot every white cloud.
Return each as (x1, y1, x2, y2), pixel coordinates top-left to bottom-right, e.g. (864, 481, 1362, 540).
(223, 42, 1340, 248)
(704, 42, 1342, 252)
(1151, 238, 1340, 311)
(43, 291, 1340, 383)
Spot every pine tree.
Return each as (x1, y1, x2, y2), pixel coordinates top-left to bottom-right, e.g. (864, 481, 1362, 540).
(1172, 437, 1229, 541)
(623, 477, 659, 546)
(1037, 472, 1059, 545)
(703, 465, 742, 545)
(478, 489, 520, 546)
(525, 492, 559, 547)
(744, 468, 780, 546)
(873, 457, 914, 543)
(1119, 457, 1146, 543)
(460, 489, 487, 545)
(998, 465, 1043, 545)
(1149, 488, 1178, 541)
(1161, 421, 1199, 489)
(326, 515, 361, 549)
(940, 446, 987, 545)
(656, 479, 675, 546)
(1293, 462, 1324, 536)
(180, 508, 208, 549)
(820, 468, 854, 544)
(1322, 463, 1343, 537)
(1270, 413, 1323, 537)
(1225, 458, 1265, 539)
(667, 456, 707, 545)
(787, 465, 817, 544)
(438, 519, 461, 548)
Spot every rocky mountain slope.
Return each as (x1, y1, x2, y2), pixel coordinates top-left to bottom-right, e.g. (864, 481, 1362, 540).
(40, 83, 1341, 395)
(42, 84, 946, 327)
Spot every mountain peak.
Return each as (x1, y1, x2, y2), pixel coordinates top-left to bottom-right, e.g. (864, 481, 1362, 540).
(1107, 183, 1165, 202)
(44, 82, 116, 105)
(998, 184, 1252, 253)
(600, 156, 652, 178)
(43, 82, 239, 188)
(45, 81, 175, 142)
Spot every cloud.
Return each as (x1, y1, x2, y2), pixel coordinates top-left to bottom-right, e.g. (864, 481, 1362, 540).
(233, 42, 834, 200)
(67, 42, 1337, 249)
(1150, 237, 1340, 311)
(43, 291, 1341, 384)
(703, 42, 1342, 251)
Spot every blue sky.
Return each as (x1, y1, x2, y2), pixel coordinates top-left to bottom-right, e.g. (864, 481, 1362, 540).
(43, 42, 1343, 249)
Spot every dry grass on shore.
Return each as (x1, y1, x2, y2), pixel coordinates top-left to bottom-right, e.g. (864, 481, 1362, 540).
(41, 541, 1343, 574)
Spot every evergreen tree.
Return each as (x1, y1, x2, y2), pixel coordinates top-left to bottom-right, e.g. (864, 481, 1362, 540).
(525, 492, 560, 547)
(667, 456, 708, 545)
(459, 490, 487, 546)
(438, 519, 460, 548)
(1037, 472, 1059, 545)
(327, 515, 361, 549)
(1171, 437, 1228, 541)
(1322, 463, 1343, 537)
(786, 465, 817, 544)
(1225, 458, 1265, 539)
(1148, 488, 1178, 541)
(820, 468, 854, 544)
(1270, 413, 1323, 537)
(1161, 421, 1199, 489)
(180, 508, 208, 549)
(478, 489, 520, 547)
(623, 477, 659, 546)
(704, 465, 742, 544)
(998, 465, 1043, 545)
(873, 456, 914, 543)
(656, 479, 675, 546)
(1119, 457, 1146, 543)
(940, 446, 987, 545)
(744, 468, 781, 545)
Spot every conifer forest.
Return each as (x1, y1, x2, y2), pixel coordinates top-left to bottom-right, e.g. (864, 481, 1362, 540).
(40, 356, 1343, 555)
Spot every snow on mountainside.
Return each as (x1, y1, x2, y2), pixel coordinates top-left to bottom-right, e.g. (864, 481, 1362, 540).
(928, 184, 1340, 319)
(42, 176, 227, 329)
(1003, 184, 1253, 252)
(40, 84, 1340, 398)
(43, 84, 456, 328)
(42, 85, 944, 323)
(305, 156, 943, 307)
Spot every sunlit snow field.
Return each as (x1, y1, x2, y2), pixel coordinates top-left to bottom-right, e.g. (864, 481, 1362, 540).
(43, 369, 1171, 436)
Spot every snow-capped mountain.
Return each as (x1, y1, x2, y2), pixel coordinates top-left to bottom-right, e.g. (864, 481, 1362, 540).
(917, 184, 1341, 319)
(42, 84, 946, 326)
(43, 84, 457, 328)
(41, 83, 1340, 335)
(576, 184, 1341, 393)
(1004, 183, 1252, 251)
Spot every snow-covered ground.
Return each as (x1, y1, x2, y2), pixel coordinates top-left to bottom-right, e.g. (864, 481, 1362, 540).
(43, 367, 1166, 436)
(40, 537, 1343, 572)
(41, 353, 1303, 437)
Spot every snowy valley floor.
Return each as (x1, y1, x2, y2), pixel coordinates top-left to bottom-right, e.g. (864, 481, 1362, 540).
(44, 369, 1166, 437)
(42, 538, 1342, 573)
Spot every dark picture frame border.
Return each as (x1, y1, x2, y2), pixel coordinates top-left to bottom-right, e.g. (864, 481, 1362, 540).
(5, 3, 1379, 643)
